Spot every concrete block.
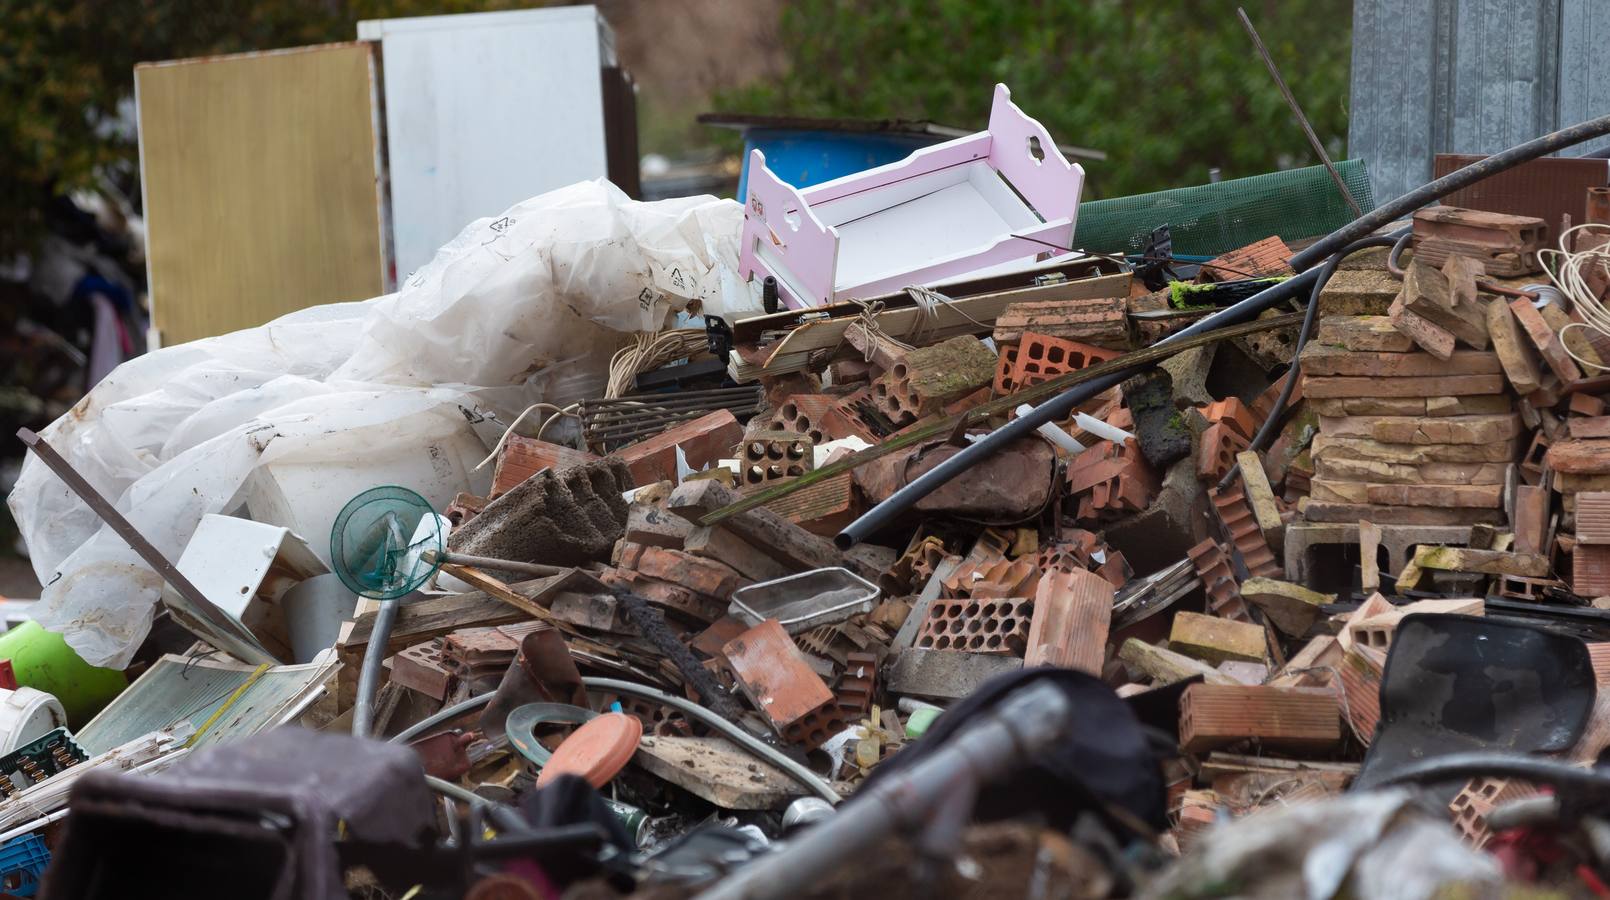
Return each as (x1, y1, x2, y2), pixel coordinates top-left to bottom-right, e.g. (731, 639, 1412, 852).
(1123, 369, 1192, 469)
(1169, 611, 1267, 665)
(1103, 456, 1212, 576)
(886, 648, 1023, 701)
(1239, 577, 1332, 637)
(1316, 315, 1413, 352)
(1119, 638, 1238, 686)
(448, 456, 632, 570)
(1283, 522, 1472, 591)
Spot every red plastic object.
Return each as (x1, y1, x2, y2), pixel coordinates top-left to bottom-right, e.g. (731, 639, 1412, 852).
(535, 712, 642, 788)
(0, 660, 17, 691)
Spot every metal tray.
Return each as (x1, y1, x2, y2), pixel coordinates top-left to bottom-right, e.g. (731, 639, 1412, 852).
(728, 567, 880, 634)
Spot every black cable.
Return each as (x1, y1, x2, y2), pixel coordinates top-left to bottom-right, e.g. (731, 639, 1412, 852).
(1213, 229, 1408, 492)
(1291, 112, 1610, 270)
(841, 113, 1610, 547)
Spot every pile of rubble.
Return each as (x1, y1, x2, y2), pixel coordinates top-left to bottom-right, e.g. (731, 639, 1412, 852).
(14, 89, 1610, 898)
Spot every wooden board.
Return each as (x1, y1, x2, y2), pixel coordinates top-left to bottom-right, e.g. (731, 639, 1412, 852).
(632, 735, 804, 810)
(733, 271, 1131, 380)
(136, 44, 384, 346)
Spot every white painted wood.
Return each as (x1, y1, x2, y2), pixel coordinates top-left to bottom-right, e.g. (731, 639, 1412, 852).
(361, 6, 615, 279)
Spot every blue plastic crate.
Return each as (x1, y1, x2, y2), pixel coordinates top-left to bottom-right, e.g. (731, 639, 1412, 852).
(0, 834, 49, 898)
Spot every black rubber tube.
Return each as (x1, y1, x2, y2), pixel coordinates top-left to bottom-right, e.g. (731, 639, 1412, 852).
(839, 114, 1610, 548)
(834, 268, 1321, 548)
(1291, 112, 1610, 271)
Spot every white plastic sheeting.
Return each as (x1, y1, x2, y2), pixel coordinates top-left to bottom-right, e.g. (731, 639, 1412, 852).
(7, 180, 751, 667)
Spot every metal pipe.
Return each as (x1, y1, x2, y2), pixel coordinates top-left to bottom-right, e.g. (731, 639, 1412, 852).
(585, 397, 762, 422)
(352, 597, 399, 739)
(426, 551, 562, 579)
(1291, 112, 1610, 271)
(388, 678, 841, 805)
(696, 681, 1074, 900)
(835, 268, 1321, 548)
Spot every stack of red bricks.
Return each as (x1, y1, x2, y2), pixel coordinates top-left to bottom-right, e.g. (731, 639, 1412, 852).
(1299, 313, 1515, 529)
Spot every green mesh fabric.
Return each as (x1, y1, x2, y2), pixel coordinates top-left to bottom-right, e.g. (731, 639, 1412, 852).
(1073, 159, 1376, 258)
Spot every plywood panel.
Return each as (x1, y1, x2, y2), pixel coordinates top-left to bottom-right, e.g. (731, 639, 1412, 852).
(359, 7, 611, 279)
(136, 44, 384, 347)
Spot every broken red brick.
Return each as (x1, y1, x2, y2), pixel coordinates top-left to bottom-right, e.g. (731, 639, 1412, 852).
(914, 597, 1034, 655)
(722, 619, 835, 732)
(493, 436, 598, 499)
(612, 409, 742, 487)
(1178, 683, 1342, 754)
(1025, 568, 1113, 673)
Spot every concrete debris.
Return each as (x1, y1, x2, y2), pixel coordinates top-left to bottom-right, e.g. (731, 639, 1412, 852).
(15, 66, 1610, 896)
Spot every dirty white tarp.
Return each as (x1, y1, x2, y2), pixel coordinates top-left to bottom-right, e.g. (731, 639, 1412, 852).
(7, 180, 751, 667)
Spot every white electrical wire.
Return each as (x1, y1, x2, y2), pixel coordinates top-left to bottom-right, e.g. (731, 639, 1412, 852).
(1539, 222, 1610, 373)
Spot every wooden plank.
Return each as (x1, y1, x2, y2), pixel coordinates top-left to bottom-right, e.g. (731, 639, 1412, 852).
(748, 272, 1132, 378)
(137, 45, 383, 345)
(633, 736, 804, 810)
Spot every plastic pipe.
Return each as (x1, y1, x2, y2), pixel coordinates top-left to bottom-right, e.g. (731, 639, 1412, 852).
(1073, 412, 1135, 445)
(388, 677, 841, 805)
(1014, 404, 1085, 454)
(352, 597, 398, 739)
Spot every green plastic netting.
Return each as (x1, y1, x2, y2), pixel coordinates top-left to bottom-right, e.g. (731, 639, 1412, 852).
(1073, 159, 1375, 258)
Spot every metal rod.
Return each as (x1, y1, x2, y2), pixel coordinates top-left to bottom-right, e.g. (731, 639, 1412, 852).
(1237, 7, 1361, 218)
(831, 271, 1320, 548)
(583, 398, 762, 426)
(425, 551, 563, 579)
(584, 386, 760, 408)
(15, 427, 277, 665)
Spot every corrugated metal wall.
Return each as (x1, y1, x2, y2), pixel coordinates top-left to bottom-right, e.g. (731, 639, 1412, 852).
(1350, 0, 1609, 202)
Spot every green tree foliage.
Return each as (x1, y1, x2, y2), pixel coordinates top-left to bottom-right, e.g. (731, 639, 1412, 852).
(717, 0, 1353, 199)
(0, 0, 532, 257)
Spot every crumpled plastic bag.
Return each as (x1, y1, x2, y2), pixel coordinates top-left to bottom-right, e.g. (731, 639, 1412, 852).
(1139, 789, 1503, 900)
(7, 180, 752, 667)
